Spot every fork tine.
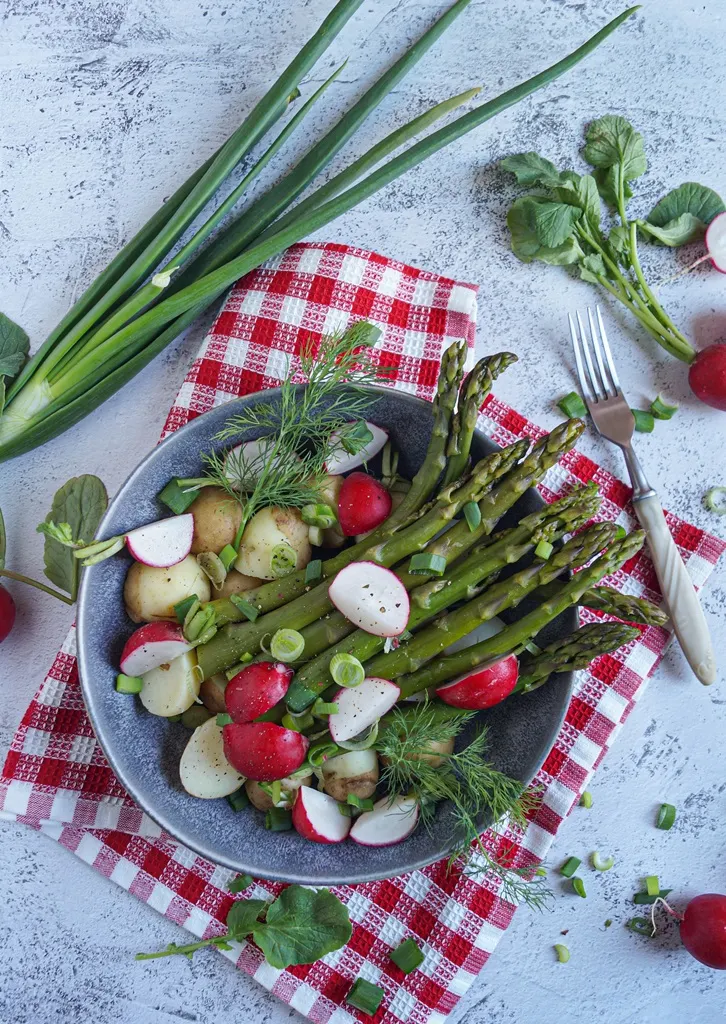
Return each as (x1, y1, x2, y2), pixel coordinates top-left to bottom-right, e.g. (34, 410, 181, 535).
(595, 305, 623, 395)
(569, 313, 593, 405)
(576, 310, 605, 401)
(588, 306, 615, 398)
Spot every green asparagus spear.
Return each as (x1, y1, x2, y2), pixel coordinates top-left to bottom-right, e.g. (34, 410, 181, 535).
(206, 340, 468, 627)
(396, 530, 645, 697)
(443, 353, 518, 486)
(516, 622, 640, 692)
(285, 483, 601, 710)
(532, 580, 667, 626)
(364, 522, 620, 681)
(197, 441, 523, 678)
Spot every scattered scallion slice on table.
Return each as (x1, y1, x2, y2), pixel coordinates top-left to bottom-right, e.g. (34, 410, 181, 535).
(553, 943, 570, 963)
(628, 917, 654, 936)
(560, 856, 581, 878)
(571, 877, 587, 898)
(633, 888, 672, 905)
(579, 790, 593, 808)
(645, 875, 660, 897)
(346, 978, 385, 1016)
(631, 409, 655, 433)
(558, 392, 588, 419)
(115, 673, 143, 694)
(703, 487, 726, 515)
(650, 394, 678, 420)
(656, 802, 677, 830)
(591, 851, 614, 872)
(389, 937, 425, 973)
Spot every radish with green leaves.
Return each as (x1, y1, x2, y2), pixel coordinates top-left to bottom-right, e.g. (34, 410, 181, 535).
(502, 115, 726, 409)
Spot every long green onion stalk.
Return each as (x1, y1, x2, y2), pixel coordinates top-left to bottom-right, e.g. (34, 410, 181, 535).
(0, 1, 638, 462)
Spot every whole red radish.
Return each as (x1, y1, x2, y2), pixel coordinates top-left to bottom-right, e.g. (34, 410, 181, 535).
(688, 344, 726, 411)
(337, 472, 392, 537)
(222, 721, 308, 781)
(0, 586, 16, 644)
(680, 894, 726, 969)
(436, 655, 519, 710)
(225, 662, 293, 723)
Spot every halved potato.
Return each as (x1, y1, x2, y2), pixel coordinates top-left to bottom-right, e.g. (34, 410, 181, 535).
(234, 507, 311, 580)
(179, 718, 244, 798)
(124, 555, 211, 623)
(140, 650, 201, 718)
(189, 487, 243, 555)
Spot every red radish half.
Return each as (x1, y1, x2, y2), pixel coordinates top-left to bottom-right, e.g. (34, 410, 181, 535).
(680, 894, 726, 969)
(688, 344, 726, 411)
(292, 786, 351, 843)
(329, 561, 409, 637)
(125, 514, 194, 567)
(436, 655, 519, 710)
(222, 721, 308, 781)
(350, 796, 419, 847)
(706, 212, 726, 274)
(326, 421, 388, 474)
(225, 662, 293, 723)
(329, 676, 400, 743)
(337, 472, 392, 537)
(120, 621, 192, 676)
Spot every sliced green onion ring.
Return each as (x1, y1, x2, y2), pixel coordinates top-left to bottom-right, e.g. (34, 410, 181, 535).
(270, 542, 297, 578)
(535, 539, 553, 560)
(389, 937, 425, 973)
(330, 652, 365, 688)
(282, 710, 315, 732)
(270, 628, 305, 662)
(650, 393, 678, 420)
(301, 503, 337, 528)
(579, 790, 593, 809)
(571, 876, 587, 898)
(265, 808, 293, 831)
(306, 739, 339, 767)
(591, 851, 614, 872)
(559, 856, 581, 878)
(219, 544, 238, 572)
(553, 943, 570, 963)
(115, 673, 143, 694)
(174, 594, 199, 624)
(313, 698, 339, 717)
(632, 409, 655, 433)
(703, 487, 726, 515)
(656, 802, 677, 830)
(408, 552, 447, 576)
(633, 888, 672, 905)
(346, 978, 384, 1016)
(627, 917, 654, 936)
(463, 501, 481, 532)
(557, 391, 588, 419)
(229, 593, 260, 621)
(337, 721, 379, 751)
(645, 875, 660, 897)
(347, 793, 374, 812)
(158, 478, 199, 515)
(197, 551, 227, 588)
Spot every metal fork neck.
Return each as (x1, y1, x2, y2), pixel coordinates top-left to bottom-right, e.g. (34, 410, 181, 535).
(622, 444, 655, 501)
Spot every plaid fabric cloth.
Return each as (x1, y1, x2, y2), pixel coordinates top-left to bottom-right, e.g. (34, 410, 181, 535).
(2, 243, 724, 1024)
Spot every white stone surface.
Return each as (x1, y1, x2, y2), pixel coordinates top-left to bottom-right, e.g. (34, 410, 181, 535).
(1, 1, 725, 1022)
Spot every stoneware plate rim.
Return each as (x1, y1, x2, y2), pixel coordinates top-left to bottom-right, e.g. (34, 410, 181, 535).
(77, 386, 575, 885)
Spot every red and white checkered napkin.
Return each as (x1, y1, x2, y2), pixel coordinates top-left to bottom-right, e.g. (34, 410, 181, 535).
(2, 243, 724, 1024)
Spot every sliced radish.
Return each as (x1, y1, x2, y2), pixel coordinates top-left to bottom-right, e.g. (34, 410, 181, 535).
(337, 472, 392, 537)
(179, 717, 245, 798)
(224, 438, 300, 488)
(119, 621, 192, 676)
(329, 561, 409, 637)
(225, 662, 293, 723)
(125, 514, 194, 567)
(325, 421, 388, 474)
(350, 796, 420, 847)
(292, 786, 351, 843)
(706, 211, 726, 274)
(222, 721, 309, 781)
(140, 650, 201, 717)
(329, 676, 400, 743)
(436, 655, 519, 710)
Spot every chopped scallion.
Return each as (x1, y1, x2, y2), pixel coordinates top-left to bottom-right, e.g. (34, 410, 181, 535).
(219, 544, 238, 572)
(463, 501, 481, 532)
(347, 793, 374, 812)
(703, 487, 726, 515)
(338, 801, 354, 817)
(627, 917, 654, 936)
(632, 409, 655, 433)
(270, 779, 282, 806)
(158, 478, 199, 515)
(301, 503, 337, 528)
(389, 937, 424, 973)
(408, 552, 447, 576)
(656, 802, 676, 830)
(270, 628, 305, 662)
(632, 888, 672, 905)
(346, 978, 384, 1015)
(535, 539, 554, 560)
(557, 391, 588, 419)
(553, 943, 570, 963)
(281, 711, 314, 732)
(306, 739, 339, 767)
(227, 787, 249, 812)
(197, 551, 227, 588)
(579, 790, 593, 809)
(590, 851, 614, 872)
(645, 875, 660, 897)
(270, 542, 297, 578)
(313, 698, 339, 716)
(174, 594, 199, 624)
(228, 873, 253, 893)
(305, 558, 323, 584)
(265, 808, 292, 831)
(571, 877, 586, 898)
(330, 652, 365, 688)
(229, 594, 260, 621)
(650, 394, 678, 420)
(115, 673, 143, 694)
(559, 856, 581, 878)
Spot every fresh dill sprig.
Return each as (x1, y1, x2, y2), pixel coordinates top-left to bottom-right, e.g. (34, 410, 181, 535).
(200, 321, 391, 540)
(376, 703, 551, 911)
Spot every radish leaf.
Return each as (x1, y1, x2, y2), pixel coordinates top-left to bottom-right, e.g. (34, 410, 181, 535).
(0, 312, 30, 381)
(593, 165, 633, 209)
(579, 253, 607, 284)
(507, 197, 583, 265)
(644, 182, 726, 246)
(40, 475, 108, 600)
(500, 152, 563, 188)
(251, 886, 352, 969)
(225, 898, 269, 940)
(533, 201, 582, 247)
(556, 174, 602, 234)
(582, 114, 646, 180)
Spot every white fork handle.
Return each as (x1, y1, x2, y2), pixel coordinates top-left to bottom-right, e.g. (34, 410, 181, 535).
(633, 494, 716, 685)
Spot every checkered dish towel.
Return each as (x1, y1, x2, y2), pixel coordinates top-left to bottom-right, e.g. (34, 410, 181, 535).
(2, 243, 724, 1024)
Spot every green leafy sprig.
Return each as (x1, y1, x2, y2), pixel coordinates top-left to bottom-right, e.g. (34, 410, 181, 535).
(376, 704, 550, 910)
(136, 884, 352, 969)
(501, 114, 725, 364)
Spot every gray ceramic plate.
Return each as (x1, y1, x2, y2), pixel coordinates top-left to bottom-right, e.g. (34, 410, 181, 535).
(77, 387, 575, 885)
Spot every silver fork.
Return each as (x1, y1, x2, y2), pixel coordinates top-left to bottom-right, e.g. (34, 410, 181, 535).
(570, 306, 716, 685)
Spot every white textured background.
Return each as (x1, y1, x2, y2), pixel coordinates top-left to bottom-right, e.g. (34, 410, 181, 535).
(1, 1, 725, 1022)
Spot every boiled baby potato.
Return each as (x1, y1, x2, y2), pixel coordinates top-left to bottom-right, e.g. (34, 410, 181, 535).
(189, 487, 243, 555)
(245, 772, 312, 811)
(179, 717, 244, 799)
(124, 554, 211, 622)
(140, 650, 201, 717)
(234, 506, 311, 580)
(216, 568, 262, 599)
(322, 748, 379, 802)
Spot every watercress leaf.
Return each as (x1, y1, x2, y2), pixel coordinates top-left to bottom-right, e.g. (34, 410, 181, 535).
(579, 253, 606, 284)
(640, 213, 705, 247)
(556, 175, 602, 235)
(41, 475, 108, 599)
(501, 152, 562, 188)
(582, 115, 646, 180)
(533, 201, 582, 248)
(507, 197, 583, 265)
(0, 312, 30, 381)
(226, 898, 269, 940)
(252, 886, 352, 969)
(594, 166, 633, 209)
(646, 182, 725, 242)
